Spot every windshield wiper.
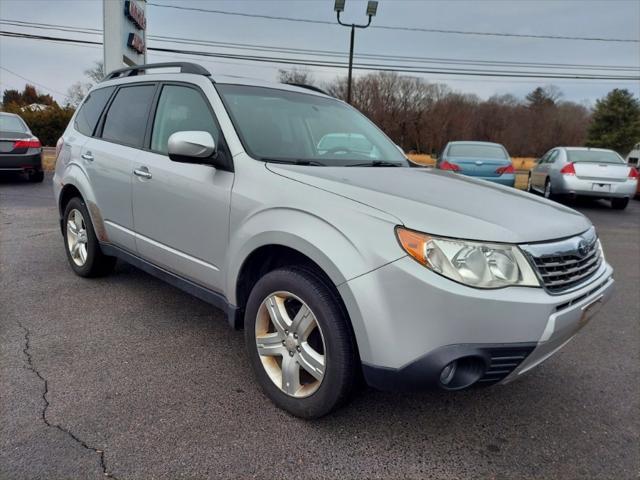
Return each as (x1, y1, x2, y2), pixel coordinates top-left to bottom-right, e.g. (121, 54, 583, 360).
(263, 158, 325, 166)
(346, 160, 403, 167)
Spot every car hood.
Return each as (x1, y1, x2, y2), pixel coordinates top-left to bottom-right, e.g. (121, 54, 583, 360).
(266, 165, 592, 243)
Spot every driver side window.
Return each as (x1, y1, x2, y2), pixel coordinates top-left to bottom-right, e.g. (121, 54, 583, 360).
(151, 85, 220, 155)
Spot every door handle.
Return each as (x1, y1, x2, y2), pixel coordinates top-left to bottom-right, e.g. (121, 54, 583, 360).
(133, 167, 152, 179)
(81, 152, 94, 161)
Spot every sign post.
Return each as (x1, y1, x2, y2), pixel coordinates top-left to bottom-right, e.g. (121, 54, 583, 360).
(103, 0, 147, 75)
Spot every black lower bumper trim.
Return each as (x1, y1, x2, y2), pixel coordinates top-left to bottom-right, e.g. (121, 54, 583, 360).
(362, 343, 536, 392)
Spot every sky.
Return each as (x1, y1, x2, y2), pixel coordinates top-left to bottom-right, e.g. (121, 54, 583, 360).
(0, 0, 639, 105)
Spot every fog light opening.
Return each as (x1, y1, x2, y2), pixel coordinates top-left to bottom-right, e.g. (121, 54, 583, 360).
(439, 356, 485, 390)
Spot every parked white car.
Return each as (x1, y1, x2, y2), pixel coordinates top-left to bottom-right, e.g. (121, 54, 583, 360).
(528, 147, 638, 209)
(626, 142, 639, 167)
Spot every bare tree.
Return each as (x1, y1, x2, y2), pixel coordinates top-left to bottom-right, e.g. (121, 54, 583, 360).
(323, 72, 591, 157)
(278, 68, 315, 86)
(65, 61, 105, 107)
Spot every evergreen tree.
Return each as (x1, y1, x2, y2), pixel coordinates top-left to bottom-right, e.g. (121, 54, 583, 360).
(586, 89, 640, 155)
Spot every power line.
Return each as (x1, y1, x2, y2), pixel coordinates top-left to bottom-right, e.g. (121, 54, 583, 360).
(0, 66, 67, 96)
(146, 2, 640, 43)
(1, 32, 630, 86)
(3, 19, 639, 73)
(2, 30, 639, 82)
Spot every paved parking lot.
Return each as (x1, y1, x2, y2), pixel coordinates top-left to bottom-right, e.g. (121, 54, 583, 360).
(1, 173, 638, 479)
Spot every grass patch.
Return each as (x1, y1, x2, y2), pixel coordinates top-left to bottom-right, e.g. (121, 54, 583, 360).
(42, 149, 56, 171)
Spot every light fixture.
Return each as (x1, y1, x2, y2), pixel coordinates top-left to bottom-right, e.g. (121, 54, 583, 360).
(334, 0, 345, 13)
(366, 1, 378, 17)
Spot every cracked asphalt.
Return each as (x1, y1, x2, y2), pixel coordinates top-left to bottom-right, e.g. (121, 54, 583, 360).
(1, 173, 638, 479)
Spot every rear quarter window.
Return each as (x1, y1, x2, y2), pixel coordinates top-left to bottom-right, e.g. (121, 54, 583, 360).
(74, 87, 115, 137)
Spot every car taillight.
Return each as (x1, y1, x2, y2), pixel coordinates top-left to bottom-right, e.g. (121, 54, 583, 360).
(439, 160, 461, 172)
(495, 164, 515, 175)
(55, 137, 64, 160)
(560, 162, 576, 175)
(13, 138, 41, 149)
(629, 167, 639, 179)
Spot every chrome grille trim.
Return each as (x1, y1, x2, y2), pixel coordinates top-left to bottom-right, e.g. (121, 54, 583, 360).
(519, 227, 603, 294)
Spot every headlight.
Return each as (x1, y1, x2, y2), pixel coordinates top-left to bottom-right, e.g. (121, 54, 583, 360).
(395, 227, 540, 289)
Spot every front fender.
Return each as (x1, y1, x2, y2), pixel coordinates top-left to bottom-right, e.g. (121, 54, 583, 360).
(225, 205, 403, 305)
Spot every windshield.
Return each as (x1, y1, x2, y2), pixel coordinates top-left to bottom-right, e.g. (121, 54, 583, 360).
(216, 84, 407, 166)
(448, 144, 507, 159)
(0, 114, 28, 133)
(567, 150, 624, 164)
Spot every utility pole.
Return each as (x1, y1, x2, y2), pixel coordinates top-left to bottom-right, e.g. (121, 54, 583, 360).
(334, 0, 378, 104)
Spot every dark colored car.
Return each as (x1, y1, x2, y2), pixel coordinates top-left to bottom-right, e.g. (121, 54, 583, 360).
(0, 112, 44, 182)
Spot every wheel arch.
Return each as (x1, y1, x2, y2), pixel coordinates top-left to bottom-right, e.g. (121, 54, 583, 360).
(57, 167, 107, 242)
(232, 242, 363, 368)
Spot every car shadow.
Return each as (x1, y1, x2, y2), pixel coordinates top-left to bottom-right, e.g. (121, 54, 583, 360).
(0, 172, 30, 184)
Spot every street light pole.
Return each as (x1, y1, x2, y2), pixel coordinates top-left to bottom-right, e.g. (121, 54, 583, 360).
(335, 0, 378, 105)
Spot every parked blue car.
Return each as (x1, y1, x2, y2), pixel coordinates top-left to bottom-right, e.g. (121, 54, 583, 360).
(436, 141, 515, 187)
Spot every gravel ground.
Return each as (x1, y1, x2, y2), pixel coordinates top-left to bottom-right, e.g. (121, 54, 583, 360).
(1, 173, 638, 479)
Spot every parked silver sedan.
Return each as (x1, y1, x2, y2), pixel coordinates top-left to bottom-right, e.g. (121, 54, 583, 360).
(528, 147, 638, 210)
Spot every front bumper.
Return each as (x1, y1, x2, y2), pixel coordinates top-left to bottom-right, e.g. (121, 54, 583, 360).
(555, 175, 636, 198)
(339, 255, 614, 391)
(0, 150, 42, 172)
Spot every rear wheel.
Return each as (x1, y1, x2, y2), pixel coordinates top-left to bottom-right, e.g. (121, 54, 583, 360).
(244, 267, 356, 418)
(63, 197, 116, 277)
(611, 197, 629, 210)
(27, 170, 44, 183)
(544, 179, 553, 199)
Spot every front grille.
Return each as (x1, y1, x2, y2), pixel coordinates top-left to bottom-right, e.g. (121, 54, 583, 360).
(520, 228, 603, 294)
(477, 346, 535, 385)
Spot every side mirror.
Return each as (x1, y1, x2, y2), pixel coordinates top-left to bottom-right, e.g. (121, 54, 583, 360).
(168, 131, 217, 165)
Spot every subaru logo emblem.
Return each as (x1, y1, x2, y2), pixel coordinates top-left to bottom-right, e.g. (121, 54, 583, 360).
(576, 239, 590, 258)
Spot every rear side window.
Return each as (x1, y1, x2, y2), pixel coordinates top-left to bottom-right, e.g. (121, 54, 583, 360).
(101, 85, 156, 148)
(74, 87, 114, 136)
(150, 85, 219, 154)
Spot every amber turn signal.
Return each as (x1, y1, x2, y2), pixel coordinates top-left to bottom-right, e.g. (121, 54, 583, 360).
(395, 227, 430, 265)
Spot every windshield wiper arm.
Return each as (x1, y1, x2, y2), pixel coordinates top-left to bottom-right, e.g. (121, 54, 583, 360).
(346, 160, 403, 167)
(263, 158, 325, 166)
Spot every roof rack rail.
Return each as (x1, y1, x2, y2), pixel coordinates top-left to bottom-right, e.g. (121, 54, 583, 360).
(285, 83, 330, 96)
(102, 62, 211, 81)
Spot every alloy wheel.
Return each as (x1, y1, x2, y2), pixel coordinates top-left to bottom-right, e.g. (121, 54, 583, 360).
(544, 181, 551, 198)
(255, 291, 326, 398)
(66, 208, 88, 266)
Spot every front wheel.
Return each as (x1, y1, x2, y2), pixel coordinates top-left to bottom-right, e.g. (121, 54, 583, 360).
(527, 174, 533, 193)
(244, 267, 357, 419)
(611, 197, 629, 210)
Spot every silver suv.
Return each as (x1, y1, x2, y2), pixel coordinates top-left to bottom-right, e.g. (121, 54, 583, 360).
(54, 63, 614, 418)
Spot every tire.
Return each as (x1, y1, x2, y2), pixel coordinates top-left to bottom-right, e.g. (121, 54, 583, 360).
(527, 174, 533, 193)
(28, 170, 44, 183)
(611, 197, 629, 210)
(62, 197, 116, 277)
(244, 267, 357, 419)
(544, 179, 553, 199)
